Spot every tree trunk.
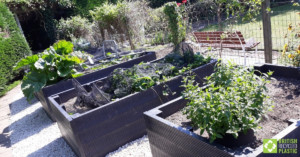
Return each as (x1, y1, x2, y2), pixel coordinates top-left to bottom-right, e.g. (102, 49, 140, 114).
(100, 27, 105, 42)
(127, 30, 135, 50)
(125, 23, 135, 50)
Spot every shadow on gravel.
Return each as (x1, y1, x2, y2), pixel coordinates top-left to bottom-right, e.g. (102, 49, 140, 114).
(9, 97, 38, 116)
(27, 138, 76, 157)
(9, 98, 52, 145)
(0, 127, 11, 148)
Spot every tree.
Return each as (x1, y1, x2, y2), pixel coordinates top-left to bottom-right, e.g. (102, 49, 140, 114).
(198, 0, 263, 31)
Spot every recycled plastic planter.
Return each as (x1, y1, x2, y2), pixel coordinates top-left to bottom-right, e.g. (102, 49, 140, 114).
(254, 63, 300, 79)
(48, 59, 217, 157)
(35, 51, 156, 121)
(143, 64, 300, 157)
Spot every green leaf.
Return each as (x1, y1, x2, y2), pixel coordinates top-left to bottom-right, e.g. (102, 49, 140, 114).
(47, 70, 58, 81)
(21, 71, 47, 102)
(14, 55, 39, 70)
(53, 40, 74, 55)
(72, 72, 84, 78)
(34, 58, 45, 70)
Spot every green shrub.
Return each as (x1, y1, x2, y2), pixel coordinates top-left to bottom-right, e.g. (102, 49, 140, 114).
(145, 6, 167, 33)
(182, 63, 273, 142)
(74, 0, 118, 18)
(57, 15, 93, 40)
(2, 0, 72, 12)
(163, 2, 186, 46)
(90, 1, 137, 49)
(14, 41, 84, 101)
(0, 2, 31, 95)
(149, 0, 198, 8)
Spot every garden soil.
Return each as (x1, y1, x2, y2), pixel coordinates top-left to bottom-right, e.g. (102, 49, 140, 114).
(63, 97, 93, 114)
(63, 45, 174, 114)
(167, 76, 300, 149)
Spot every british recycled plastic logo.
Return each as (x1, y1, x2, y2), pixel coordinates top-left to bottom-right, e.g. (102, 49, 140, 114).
(263, 139, 277, 153)
(263, 138, 298, 154)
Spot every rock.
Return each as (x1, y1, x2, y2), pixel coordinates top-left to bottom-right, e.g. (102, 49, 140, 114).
(173, 42, 194, 56)
(173, 42, 194, 64)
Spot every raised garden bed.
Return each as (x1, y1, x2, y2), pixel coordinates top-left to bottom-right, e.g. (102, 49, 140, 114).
(35, 51, 156, 121)
(144, 64, 300, 157)
(48, 59, 217, 157)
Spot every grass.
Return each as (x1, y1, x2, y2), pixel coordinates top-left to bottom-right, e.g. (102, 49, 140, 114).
(200, 4, 300, 50)
(0, 80, 21, 97)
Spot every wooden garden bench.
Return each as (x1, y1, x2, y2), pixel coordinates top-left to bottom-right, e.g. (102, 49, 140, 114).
(193, 31, 260, 52)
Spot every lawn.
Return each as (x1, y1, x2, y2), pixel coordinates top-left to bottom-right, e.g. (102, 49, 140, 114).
(200, 4, 300, 50)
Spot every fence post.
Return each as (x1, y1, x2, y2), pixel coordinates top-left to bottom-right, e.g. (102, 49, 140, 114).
(262, 0, 272, 63)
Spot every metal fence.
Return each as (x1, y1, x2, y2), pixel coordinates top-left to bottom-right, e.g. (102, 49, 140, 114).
(186, 1, 299, 66)
(110, 1, 299, 66)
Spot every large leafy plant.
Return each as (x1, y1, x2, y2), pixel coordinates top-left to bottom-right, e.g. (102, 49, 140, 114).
(52, 40, 74, 55)
(182, 62, 273, 142)
(14, 41, 84, 101)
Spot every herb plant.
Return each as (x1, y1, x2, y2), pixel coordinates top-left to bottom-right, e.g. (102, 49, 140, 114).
(182, 62, 273, 142)
(14, 41, 84, 101)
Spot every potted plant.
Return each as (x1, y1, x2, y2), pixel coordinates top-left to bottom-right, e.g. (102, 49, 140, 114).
(144, 63, 300, 157)
(15, 40, 156, 121)
(48, 52, 217, 156)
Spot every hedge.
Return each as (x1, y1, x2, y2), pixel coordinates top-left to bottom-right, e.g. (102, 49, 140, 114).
(0, 2, 31, 95)
(149, 0, 198, 8)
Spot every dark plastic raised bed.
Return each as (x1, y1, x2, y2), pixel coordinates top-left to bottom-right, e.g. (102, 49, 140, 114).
(35, 51, 156, 121)
(48, 59, 217, 157)
(143, 64, 300, 157)
(254, 63, 300, 79)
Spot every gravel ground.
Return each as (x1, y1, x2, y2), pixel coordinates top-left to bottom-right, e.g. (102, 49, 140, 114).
(106, 136, 151, 157)
(7, 85, 76, 157)
(1, 84, 152, 157)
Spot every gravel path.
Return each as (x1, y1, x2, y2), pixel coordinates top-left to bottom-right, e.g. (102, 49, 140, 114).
(6, 85, 76, 157)
(106, 136, 151, 157)
(1, 85, 152, 157)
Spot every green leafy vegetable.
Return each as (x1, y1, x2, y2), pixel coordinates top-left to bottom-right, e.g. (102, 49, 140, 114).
(52, 40, 74, 55)
(182, 62, 273, 143)
(15, 40, 84, 102)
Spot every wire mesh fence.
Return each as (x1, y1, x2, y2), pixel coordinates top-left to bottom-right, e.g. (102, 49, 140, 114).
(101, 1, 299, 66)
(184, 1, 299, 66)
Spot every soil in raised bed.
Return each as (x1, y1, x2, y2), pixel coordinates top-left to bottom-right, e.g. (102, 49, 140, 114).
(166, 76, 300, 149)
(63, 97, 93, 114)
